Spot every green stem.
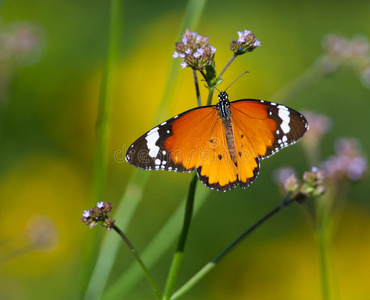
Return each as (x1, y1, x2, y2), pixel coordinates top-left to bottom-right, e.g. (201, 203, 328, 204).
(81, 0, 122, 295)
(163, 174, 198, 299)
(171, 262, 215, 300)
(316, 195, 332, 300)
(192, 70, 202, 107)
(171, 193, 295, 299)
(206, 87, 215, 105)
(112, 225, 162, 299)
(216, 54, 238, 83)
(317, 226, 330, 300)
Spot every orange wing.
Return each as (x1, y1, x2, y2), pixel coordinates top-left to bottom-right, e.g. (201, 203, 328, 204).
(126, 105, 218, 172)
(230, 99, 308, 189)
(197, 114, 239, 191)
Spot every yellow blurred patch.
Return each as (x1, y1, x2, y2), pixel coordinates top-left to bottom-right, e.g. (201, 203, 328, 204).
(0, 155, 89, 276)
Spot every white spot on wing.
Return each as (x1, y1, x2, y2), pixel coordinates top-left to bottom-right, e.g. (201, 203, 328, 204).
(278, 106, 291, 134)
(155, 159, 161, 165)
(145, 128, 160, 158)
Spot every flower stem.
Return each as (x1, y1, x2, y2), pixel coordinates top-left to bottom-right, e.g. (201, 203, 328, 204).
(112, 225, 162, 299)
(214, 193, 293, 263)
(206, 87, 215, 105)
(163, 173, 198, 299)
(317, 225, 330, 300)
(192, 70, 202, 106)
(216, 54, 238, 82)
(316, 196, 332, 300)
(171, 193, 295, 299)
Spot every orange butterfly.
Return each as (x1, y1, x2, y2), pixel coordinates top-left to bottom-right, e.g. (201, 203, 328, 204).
(126, 92, 308, 192)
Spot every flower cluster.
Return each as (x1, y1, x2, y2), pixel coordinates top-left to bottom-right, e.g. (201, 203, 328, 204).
(173, 29, 216, 70)
(230, 30, 261, 55)
(81, 202, 115, 231)
(322, 138, 367, 182)
(300, 167, 326, 198)
(275, 166, 326, 198)
(321, 34, 370, 87)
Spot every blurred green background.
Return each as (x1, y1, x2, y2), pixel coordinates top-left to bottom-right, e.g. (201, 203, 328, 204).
(1, 0, 369, 299)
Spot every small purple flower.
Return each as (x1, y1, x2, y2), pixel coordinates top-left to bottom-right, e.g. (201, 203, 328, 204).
(237, 30, 252, 43)
(81, 202, 115, 231)
(230, 29, 261, 55)
(274, 167, 297, 186)
(322, 138, 367, 182)
(173, 29, 216, 70)
(301, 167, 326, 197)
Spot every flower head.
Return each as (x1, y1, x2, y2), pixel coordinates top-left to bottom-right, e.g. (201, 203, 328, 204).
(300, 167, 326, 198)
(322, 138, 368, 182)
(274, 167, 299, 193)
(173, 29, 216, 70)
(230, 29, 261, 55)
(81, 202, 115, 231)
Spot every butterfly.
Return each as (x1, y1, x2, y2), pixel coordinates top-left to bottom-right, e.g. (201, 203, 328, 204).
(126, 92, 308, 192)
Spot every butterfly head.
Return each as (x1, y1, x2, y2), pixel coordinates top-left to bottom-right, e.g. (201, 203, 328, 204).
(218, 91, 229, 102)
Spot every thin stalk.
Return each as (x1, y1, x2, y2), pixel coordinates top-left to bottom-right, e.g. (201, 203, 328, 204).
(316, 195, 332, 300)
(214, 193, 293, 263)
(206, 87, 215, 106)
(216, 54, 238, 82)
(112, 225, 162, 299)
(82, 0, 122, 296)
(163, 174, 198, 299)
(171, 193, 295, 300)
(192, 70, 201, 106)
(317, 226, 330, 300)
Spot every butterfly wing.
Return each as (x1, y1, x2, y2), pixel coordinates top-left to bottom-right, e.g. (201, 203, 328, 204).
(230, 99, 308, 189)
(126, 105, 218, 172)
(196, 114, 239, 191)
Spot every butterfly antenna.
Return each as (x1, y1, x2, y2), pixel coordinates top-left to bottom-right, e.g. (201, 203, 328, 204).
(201, 79, 221, 93)
(224, 71, 249, 92)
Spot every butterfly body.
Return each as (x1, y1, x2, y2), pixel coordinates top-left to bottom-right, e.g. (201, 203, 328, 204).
(126, 92, 308, 192)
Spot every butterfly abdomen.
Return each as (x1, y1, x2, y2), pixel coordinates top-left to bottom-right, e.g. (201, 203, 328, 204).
(223, 118, 237, 165)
